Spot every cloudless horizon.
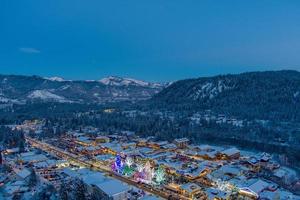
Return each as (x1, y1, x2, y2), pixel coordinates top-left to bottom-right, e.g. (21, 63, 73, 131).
(1, 1, 300, 82)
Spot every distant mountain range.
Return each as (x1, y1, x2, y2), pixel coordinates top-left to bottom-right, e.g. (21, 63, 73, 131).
(0, 75, 165, 104)
(2, 70, 300, 122)
(149, 70, 300, 122)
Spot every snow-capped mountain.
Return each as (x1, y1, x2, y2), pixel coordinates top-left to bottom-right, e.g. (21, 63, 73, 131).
(0, 74, 165, 104)
(44, 77, 67, 82)
(99, 76, 163, 88)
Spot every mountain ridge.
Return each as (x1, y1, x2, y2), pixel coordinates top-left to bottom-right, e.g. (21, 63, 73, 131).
(148, 70, 300, 122)
(0, 74, 165, 104)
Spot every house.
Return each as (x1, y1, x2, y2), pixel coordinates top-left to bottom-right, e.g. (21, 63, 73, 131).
(76, 136, 93, 146)
(180, 183, 202, 199)
(238, 187, 259, 199)
(174, 138, 189, 148)
(121, 130, 135, 136)
(205, 188, 229, 200)
(137, 138, 148, 147)
(21, 154, 48, 163)
(220, 148, 240, 159)
(96, 154, 114, 162)
(3, 180, 29, 197)
(272, 167, 297, 185)
(138, 147, 154, 155)
(95, 136, 110, 143)
(121, 142, 136, 149)
(196, 150, 219, 160)
(246, 179, 270, 198)
(148, 141, 168, 149)
(4, 148, 20, 155)
(13, 168, 31, 182)
(33, 159, 61, 169)
(93, 179, 130, 200)
(101, 143, 123, 155)
(65, 169, 131, 200)
(211, 165, 241, 180)
(82, 172, 130, 200)
(161, 143, 177, 150)
(243, 157, 261, 171)
(184, 164, 210, 180)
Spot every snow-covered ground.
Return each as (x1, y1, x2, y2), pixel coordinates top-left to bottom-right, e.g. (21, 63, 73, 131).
(27, 90, 72, 103)
(191, 80, 234, 100)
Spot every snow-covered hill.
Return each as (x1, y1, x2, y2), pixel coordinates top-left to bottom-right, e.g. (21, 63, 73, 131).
(99, 76, 163, 88)
(28, 90, 72, 103)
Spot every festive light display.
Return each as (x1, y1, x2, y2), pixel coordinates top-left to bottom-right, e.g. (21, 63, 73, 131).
(214, 179, 240, 197)
(155, 166, 165, 184)
(144, 161, 154, 182)
(111, 155, 167, 186)
(215, 179, 232, 192)
(123, 165, 134, 176)
(112, 154, 124, 173)
(137, 164, 144, 172)
(125, 156, 133, 167)
(132, 161, 155, 184)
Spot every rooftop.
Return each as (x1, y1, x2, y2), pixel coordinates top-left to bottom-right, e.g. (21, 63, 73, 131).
(14, 168, 31, 179)
(180, 183, 201, 193)
(221, 147, 240, 156)
(248, 179, 270, 194)
(94, 179, 131, 196)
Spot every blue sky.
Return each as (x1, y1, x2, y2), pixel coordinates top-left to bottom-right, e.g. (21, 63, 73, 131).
(1, 1, 300, 82)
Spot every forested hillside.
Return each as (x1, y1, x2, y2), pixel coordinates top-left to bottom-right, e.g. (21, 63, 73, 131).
(149, 70, 300, 122)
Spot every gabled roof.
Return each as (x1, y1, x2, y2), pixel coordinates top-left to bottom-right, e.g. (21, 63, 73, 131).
(221, 148, 240, 156)
(248, 179, 270, 194)
(180, 183, 201, 193)
(15, 168, 31, 179)
(94, 179, 130, 196)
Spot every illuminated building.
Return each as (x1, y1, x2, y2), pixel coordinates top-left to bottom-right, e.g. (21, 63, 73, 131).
(95, 136, 110, 143)
(180, 183, 202, 199)
(220, 148, 240, 160)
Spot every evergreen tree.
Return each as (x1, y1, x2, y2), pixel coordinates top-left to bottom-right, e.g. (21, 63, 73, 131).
(59, 183, 69, 200)
(18, 140, 25, 153)
(28, 168, 38, 187)
(12, 193, 22, 200)
(90, 188, 108, 200)
(74, 179, 87, 200)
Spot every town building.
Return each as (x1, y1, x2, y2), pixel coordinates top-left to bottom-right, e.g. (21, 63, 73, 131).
(180, 183, 203, 199)
(220, 147, 240, 159)
(174, 138, 189, 148)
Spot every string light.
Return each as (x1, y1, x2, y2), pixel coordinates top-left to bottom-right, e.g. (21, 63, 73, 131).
(111, 155, 167, 186)
(112, 154, 124, 173)
(155, 166, 166, 184)
(125, 156, 133, 167)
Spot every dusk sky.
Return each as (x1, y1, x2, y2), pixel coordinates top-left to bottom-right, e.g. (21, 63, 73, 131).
(1, 1, 300, 82)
